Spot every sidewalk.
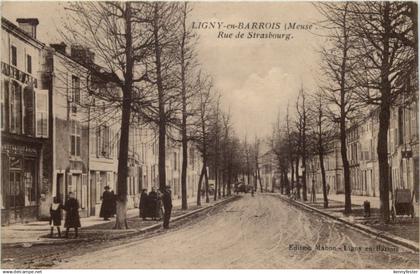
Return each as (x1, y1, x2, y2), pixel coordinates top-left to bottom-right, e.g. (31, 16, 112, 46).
(278, 193, 419, 252)
(1, 197, 233, 247)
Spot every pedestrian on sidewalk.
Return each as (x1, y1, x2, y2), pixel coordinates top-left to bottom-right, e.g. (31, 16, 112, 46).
(149, 187, 159, 220)
(139, 189, 148, 220)
(64, 192, 81, 238)
(311, 180, 316, 203)
(49, 197, 63, 238)
(162, 185, 172, 229)
(99, 186, 114, 221)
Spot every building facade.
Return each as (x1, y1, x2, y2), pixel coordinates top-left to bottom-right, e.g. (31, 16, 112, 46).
(1, 18, 51, 224)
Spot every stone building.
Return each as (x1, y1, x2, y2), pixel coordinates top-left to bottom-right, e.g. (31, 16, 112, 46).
(1, 17, 51, 224)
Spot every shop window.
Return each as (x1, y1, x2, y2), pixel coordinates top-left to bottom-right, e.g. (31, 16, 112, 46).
(70, 120, 81, 157)
(26, 54, 32, 74)
(11, 46, 17, 67)
(35, 89, 48, 137)
(9, 81, 22, 134)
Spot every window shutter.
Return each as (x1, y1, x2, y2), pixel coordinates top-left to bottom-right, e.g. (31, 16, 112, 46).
(35, 89, 48, 138)
(104, 126, 110, 157)
(23, 86, 34, 136)
(81, 174, 87, 209)
(2, 79, 9, 131)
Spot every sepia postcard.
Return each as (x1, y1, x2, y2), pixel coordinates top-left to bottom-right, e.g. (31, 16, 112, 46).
(0, 1, 419, 271)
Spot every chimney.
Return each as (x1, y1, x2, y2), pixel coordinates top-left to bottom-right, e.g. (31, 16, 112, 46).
(70, 45, 95, 66)
(16, 18, 39, 39)
(50, 42, 67, 55)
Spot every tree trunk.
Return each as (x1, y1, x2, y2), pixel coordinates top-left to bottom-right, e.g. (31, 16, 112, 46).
(114, 2, 133, 229)
(153, 3, 166, 192)
(214, 169, 218, 201)
(319, 150, 328, 208)
(181, 125, 188, 209)
(205, 165, 209, 203)
(295, 157, 300, 199)
(180, 4, 188, 210)
(197, 164, 205, 206)
(377, 2, 391, 223)
(290, 159, 295, 193)
(302, 145, 307, 201)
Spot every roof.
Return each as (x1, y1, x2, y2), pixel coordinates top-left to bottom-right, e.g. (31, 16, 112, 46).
(1, 17, 45, 48)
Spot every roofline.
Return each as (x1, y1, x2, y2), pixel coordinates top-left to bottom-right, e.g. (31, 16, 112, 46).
(2, 16, 46, 49)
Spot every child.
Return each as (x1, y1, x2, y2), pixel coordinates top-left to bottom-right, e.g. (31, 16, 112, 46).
(49, 197, 63, 237)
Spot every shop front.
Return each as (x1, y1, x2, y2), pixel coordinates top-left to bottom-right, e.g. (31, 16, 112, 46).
(1, 139, 41, 225)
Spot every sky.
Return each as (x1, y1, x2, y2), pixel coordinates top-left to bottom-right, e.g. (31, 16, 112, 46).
(1, 1, 325, 140)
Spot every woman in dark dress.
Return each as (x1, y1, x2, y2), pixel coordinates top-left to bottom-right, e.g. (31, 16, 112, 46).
(99, 186, 114, 221)
(64, 192, 81, 238)
(139, 189, 148, 220)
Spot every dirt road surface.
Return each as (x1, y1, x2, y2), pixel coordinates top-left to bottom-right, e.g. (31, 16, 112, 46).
(55, 194, 419, 268)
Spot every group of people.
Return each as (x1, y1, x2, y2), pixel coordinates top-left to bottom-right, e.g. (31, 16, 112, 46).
(49, 185, 173, 238)
(139, 186, 173, 229)
(49, 192, 81, 238)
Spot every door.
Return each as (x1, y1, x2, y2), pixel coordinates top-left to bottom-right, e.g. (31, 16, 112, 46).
(90, 172, 96, 216)
(9, 171, 24, 208)
(56, 173, 64, 203)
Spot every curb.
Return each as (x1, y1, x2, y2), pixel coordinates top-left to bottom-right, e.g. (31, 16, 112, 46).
(2, 196, 239, 249)
(275, 194, 419, 253)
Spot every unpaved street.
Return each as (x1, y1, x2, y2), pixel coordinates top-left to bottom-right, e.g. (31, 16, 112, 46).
(56, 194, 419, 269)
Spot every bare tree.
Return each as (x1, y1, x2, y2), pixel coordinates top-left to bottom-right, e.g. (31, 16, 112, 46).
(348, 2, 416, 222)
(61, 2, 152, 229)
(296, 87, 309, 201)
(316, 2, 360, 214)
(176, 2, 198, 209)
(308, 92, 336, 208)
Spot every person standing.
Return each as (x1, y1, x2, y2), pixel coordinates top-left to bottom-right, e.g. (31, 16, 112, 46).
(100, 186, 113, 221)
(162, 185, 172, 229)
(149, 187, 158, 220)
(139, 189, 148, 220)
(64, 192, 81, 238)
(49, 197, 63, 238)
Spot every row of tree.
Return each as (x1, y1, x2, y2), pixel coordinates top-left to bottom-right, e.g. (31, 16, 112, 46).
(59, 2, 250, 229)
(271, 2, 417, 223)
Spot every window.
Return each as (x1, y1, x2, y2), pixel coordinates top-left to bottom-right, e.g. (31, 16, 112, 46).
(90, 126, 97, 156)
(71, 76, 80, 104)
(10, 81, 22, 134)
(35, 89, 48, 137)
(71, 120, 81, 157)
(11, 46, 17, 66)
(26, 55, 32, 74)
(96, 125, 110, 158)
(398, 107, 403, 145)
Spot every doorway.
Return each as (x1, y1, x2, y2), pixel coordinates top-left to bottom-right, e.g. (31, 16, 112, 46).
(56, 173, 64, 203)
